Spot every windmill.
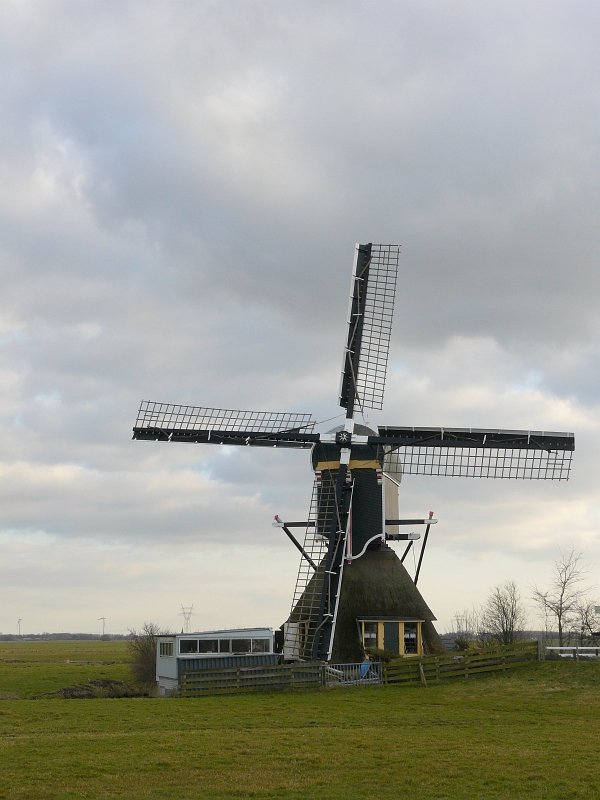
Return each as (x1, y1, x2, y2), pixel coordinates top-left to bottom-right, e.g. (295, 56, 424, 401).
(133, 243, 574, 663)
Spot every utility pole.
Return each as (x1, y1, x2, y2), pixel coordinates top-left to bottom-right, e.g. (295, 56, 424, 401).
(98, 617, 107, 637)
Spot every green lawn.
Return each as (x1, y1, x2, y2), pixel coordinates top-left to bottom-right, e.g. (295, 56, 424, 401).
(0, 640, 132, 699)
(1, 641, 599, 799)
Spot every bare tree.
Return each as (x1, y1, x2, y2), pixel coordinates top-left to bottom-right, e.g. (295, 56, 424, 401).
(479, 581, 527, 645)
(128, 622, 170, 687)
(452, 607, 481, 650)
(575, 600, 600, 643)
(532, 548, 588, 646)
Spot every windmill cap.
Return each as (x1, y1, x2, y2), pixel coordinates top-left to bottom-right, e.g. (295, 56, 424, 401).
(327, 423, 377, 436)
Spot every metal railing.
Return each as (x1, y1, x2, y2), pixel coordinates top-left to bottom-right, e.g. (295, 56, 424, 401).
(324, 661, 382, 686)
(544, 646, 600, 660)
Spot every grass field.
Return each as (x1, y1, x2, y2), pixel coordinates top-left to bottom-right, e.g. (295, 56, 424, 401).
(0, 640, 132, 699)
(1, 641, 599, 799)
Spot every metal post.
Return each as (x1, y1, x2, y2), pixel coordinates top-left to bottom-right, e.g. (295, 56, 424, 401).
(414, 511, 434, 586)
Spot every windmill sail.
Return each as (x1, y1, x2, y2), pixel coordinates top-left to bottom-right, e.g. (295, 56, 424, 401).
(339, 243, 399, 415)
(378, 426, 574, 480)
(133, 401, 317, 448)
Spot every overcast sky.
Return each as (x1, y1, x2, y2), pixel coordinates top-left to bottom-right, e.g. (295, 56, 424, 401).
(1, 1, 598, 637)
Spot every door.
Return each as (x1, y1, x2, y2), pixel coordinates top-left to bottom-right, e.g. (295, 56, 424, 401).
(383, 622, 399, 655)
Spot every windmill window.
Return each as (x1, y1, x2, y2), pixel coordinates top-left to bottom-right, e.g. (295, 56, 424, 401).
(404, 623, 418, 654)
(362, 622, 378, 650)
(179, 639, 198, 654)
(359, 619, 423, 656)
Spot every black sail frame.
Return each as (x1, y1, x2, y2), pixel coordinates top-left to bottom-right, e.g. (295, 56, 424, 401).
(376, 426, 574, 480)
(339, 243, 399, 416)
(133, 401, 318, 448)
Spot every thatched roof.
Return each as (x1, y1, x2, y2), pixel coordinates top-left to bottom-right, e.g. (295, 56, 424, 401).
(286, 543, 444, 662)
(330, 544, 444, 661)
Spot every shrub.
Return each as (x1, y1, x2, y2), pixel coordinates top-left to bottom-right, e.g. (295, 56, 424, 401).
(128, 622, 170, 687)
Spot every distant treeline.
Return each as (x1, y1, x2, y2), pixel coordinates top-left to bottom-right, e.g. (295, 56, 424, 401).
(0, 633, 132, 641)
(439, 630, 568, 650)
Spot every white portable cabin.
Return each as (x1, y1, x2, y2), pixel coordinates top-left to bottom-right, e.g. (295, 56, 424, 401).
(156, 627, 276, 695)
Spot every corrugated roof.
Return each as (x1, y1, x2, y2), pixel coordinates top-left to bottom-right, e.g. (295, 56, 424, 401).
(178, 654, 278, 675)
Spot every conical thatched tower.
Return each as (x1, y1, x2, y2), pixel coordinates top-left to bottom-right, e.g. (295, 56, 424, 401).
(286, 541, 443, 662)
(328, 543, 443, 661)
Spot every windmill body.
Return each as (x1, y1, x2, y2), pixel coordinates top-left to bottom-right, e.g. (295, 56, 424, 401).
(133, 243, 574, 663)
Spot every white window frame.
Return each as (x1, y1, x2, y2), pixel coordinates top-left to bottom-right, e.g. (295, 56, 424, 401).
(159, 641, 174, 657)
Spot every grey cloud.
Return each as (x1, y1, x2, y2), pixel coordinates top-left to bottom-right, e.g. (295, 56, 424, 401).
(1, 1, 597, 633)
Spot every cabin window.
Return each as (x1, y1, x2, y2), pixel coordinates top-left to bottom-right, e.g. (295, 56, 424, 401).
(219, 639, 232, 653)
(251, 638, 270, 653)
(179, 639, 198, 654)
(159, 641, 174, 657)
(198, 639, 219, 653)
(231, 638, 252, 653)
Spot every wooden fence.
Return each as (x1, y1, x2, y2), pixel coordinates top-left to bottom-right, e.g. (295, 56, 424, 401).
(383, 641, 539, 686)
(180, 661, 322, 697)
(179, 642, 539, 697)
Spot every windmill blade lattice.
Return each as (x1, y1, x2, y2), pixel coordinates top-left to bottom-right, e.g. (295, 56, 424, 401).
(355, 244, 399, 410)
(378, 426, 574, 480)
(133, 401, 317, 448)
(339, 243, 399, 414)
(384, 445, 572, 480)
